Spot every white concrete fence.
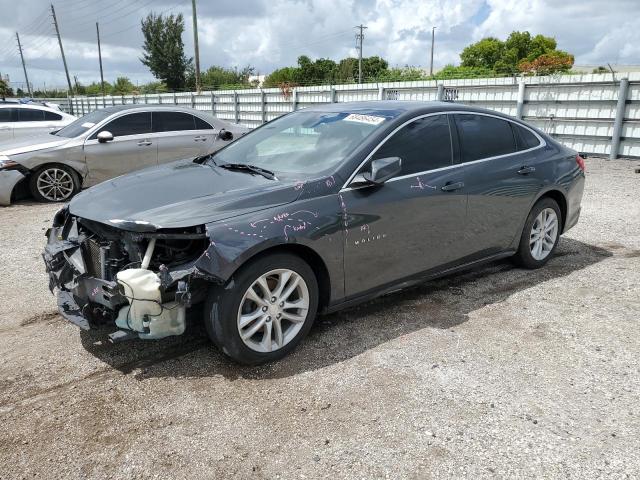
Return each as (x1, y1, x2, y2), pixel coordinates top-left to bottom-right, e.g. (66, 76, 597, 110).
(49, 72, 640, 159)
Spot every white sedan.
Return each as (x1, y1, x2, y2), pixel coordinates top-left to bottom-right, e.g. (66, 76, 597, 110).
(0, 102, 76, 142)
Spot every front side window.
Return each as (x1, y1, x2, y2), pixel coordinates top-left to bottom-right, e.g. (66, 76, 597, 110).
(455, 114, 517, 163)
(212, 110, 391, 175)
(152, 111, 197, 132)
(18, 109, 45, 122)
(99, 112, 152, 138)
(371, 114, 452, 175)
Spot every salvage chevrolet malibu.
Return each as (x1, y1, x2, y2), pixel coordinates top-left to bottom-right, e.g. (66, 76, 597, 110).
(44, 101, 585, 364)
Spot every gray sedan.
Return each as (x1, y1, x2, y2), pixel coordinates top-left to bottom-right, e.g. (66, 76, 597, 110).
(0, 105, 248, 204)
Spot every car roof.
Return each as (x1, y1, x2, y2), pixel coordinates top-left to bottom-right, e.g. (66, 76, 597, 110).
(302, 100, 516, 121)
(90, 104, 210, 114)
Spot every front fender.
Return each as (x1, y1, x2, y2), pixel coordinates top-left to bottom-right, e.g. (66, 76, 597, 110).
(195, 195, 345, 301)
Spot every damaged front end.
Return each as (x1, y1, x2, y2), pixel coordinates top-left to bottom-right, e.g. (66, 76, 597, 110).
(43, 207, 212, 341)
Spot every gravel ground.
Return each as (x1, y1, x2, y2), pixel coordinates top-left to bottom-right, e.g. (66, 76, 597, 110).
(0, 157, 638, 479)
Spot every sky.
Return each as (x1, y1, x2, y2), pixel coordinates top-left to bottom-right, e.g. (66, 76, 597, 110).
(0, 0, 638, 91)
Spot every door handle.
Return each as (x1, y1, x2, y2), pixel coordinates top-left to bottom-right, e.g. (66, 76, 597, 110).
(194, 136, 207, 142)
(517, 165, 536, 175)
(137, 140, 152, 146)
(441, 181, 464, 192)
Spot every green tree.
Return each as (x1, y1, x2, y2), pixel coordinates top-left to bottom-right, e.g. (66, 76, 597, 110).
(0, 78, 14, 99)
(433, 64, 495, 79)
(460, 37, 504, 69)
(111, 77, 136, 95)
(140, 13, 192, 90)
(194, 65, 255, 89)
(379, 66, 427, 82)
(263, 67, 298, 87)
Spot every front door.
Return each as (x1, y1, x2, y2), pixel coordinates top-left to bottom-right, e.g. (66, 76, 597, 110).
(342, 114, 468, 298)
(83, 111, 157, 186)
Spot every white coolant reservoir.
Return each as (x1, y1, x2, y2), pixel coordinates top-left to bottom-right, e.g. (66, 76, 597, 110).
(114, 268, 186, 339)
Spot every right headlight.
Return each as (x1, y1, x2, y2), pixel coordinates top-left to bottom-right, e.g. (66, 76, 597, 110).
(0, 156, 19, 171)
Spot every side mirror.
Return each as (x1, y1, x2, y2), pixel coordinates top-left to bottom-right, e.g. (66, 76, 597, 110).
(217, 129, 233, 141)
(97, 130, 114, 143)
(353, 157, 402, 186)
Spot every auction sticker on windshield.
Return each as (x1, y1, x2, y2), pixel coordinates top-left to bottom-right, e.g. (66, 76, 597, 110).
(343, 113, 385, 125)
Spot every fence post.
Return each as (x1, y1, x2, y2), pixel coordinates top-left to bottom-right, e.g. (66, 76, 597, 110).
(437, 84, 444, 101)
(330, 86, 336, 103)
(234, 91, 240, 124)
(210, 91, 215, 115)
(173, 92, 177, 105)
(610, 77, 629, 160)
(158, 93, 162, 105)
(144, 93, 148, 104)
(261, 90, 266, 124)
(111, 96, 115, 106)
(191, 92, 195, 108)
(292, 88, 298, 111)
(516, 80, 526, 119)
(378, 85, 385, 100)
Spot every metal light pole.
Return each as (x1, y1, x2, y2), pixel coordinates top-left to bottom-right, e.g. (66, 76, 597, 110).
(16, 32, 32, 96)
(355, 24, 367, 84)
(191, 0, 201, 92)
(429, 26, 436, 77)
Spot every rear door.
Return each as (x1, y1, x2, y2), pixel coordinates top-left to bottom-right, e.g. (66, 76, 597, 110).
(454, 113, 545, 256)
(342, 114, 468, 297)
(0, 108, 15, 141)
(13, 107, 51, 139)
(83, 111, 156, 186)
(153, 111, 214, 164)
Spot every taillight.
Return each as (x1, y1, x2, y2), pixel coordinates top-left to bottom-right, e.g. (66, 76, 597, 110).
(576, 155, 586, 172)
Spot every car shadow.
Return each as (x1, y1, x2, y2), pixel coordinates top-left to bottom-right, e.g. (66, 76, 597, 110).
(79, 237, 612, 380)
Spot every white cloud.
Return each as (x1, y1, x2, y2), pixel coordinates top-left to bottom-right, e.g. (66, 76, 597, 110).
(0, 0, 638, 89)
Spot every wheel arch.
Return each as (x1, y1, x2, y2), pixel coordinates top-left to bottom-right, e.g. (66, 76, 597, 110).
(226, 243, 332, 313)
(536, 188, 568, 232)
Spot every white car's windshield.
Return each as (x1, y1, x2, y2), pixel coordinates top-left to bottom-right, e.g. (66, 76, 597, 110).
(211, 111, 391, 175)
(54, 109, 113, 138)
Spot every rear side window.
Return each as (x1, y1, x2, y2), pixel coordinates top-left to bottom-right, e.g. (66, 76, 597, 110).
(194, 116, 213, 130)
(372, 114, 452, 175)
(512, 123, 540, 150)
(101, 112, 152, 138)
(18, 109, 45, 122)
(455, 114, 516, 163)
(43, 111, 63, 121)
(0, 108, 16, 122)
(152, 112, 196, 132)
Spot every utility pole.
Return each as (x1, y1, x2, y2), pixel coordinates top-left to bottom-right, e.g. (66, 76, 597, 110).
(191, 0, 201, 92)
(51, 4, 73, 95)
(15, 32, 32, 96)
(96, 22, 105, 97)
(354, 24, 367, 84)
(429, 26, 436, 77)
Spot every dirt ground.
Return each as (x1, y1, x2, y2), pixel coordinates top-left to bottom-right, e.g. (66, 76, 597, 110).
(0, 158, 638, 479)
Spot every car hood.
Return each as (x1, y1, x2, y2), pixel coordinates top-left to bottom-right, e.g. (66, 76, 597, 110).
(68, 161, 302, 231)
(0, 134, 70, 156)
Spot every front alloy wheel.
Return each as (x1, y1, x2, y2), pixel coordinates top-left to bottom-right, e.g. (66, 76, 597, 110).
(237, 269, 310, 353)
(29, 165, 79, 202)
(204, 253, 318, 364)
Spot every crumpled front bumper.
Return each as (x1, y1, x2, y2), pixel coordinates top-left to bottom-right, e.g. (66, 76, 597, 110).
(0, 170, 25, 206)
(43, 224, 127, 329)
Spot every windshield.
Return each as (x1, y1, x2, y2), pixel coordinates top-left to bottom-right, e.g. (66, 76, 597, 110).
(54, 109, 113, 138)
(211, 110, 390, 175)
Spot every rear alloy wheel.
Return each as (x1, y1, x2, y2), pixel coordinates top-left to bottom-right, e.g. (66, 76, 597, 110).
(29, 165, 80, 202)
(204, 253, 318, 364)
(513, 197, 562, 269)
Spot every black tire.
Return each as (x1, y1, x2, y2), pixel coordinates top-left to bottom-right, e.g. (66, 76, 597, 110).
(29, 164, 80, 203)
(204, 253, 319, 365)
(513, 197, 562, 269)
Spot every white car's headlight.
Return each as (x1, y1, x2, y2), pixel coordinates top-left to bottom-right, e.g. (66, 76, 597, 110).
(0, 156, 19, 170)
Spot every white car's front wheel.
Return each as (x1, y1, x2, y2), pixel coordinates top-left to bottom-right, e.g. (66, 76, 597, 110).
(29, 164, 80, 203)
